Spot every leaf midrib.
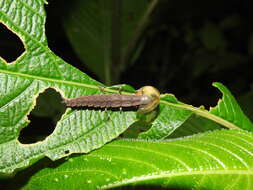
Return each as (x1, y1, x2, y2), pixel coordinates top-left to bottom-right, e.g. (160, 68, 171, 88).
(160, 100, 240, 130)
(0, 68, 104, 91)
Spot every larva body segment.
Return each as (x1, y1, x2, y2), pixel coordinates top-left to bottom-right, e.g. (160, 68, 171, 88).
(63, 94, 151, 108)
(63, 86, 160, 113)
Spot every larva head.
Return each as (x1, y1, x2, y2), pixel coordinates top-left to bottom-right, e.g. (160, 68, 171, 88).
(136, 86, 160, 113)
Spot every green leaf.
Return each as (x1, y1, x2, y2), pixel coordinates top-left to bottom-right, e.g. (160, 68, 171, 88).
(135, 81, 253, 140)
(138, 82, 249, 140)
(210, 82, 253, 131)
(157, 82, 253, 132)
(20, 129, 253, 190)
(140, 82, 252, 140)
(0, 0, 139, 175)
(168, 114, 222, 139)
(63, 0, 157, 84)
(106, 84, 136, 93)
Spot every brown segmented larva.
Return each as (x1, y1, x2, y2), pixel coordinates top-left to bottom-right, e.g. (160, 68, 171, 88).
(63, 94, 151, 108)
(63, 86, 160, 113)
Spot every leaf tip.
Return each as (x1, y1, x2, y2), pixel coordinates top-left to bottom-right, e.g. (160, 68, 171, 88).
(212, 82, 223, 88)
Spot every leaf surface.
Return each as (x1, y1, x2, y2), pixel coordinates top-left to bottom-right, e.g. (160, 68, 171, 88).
(63, 0, 154, 84)
(210, 82, 253, 131)
(0, 0, 138, 175)
(21, 130, 253, 190)
(138, 103, 192, 139)
(168, 114, 222, 139)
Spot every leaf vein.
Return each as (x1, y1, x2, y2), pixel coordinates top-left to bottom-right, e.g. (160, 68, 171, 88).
(107, 144, 191, 171)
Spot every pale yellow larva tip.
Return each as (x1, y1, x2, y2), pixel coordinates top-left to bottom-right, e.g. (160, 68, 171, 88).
(136, 86, 160, 113)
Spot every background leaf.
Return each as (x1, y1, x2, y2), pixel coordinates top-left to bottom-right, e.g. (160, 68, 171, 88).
(168, 114, 222, 139)
(238, 85, 253, 121)
(63, 0, 156, 84)
(18, 129, 253, 190)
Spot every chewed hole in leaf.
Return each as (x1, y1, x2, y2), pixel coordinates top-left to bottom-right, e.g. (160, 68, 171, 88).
(0, 23, 25, 62)
(18, 88, 66, 144)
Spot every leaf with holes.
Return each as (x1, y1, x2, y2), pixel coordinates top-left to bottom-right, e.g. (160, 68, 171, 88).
(0, 0, 140, 175)
(17, 130, 253, 190)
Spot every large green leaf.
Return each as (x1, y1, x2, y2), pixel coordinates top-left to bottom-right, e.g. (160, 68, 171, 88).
(0, 0, 139, 175)
(19, 129, 253, 190)
(63, 0, 157, 84)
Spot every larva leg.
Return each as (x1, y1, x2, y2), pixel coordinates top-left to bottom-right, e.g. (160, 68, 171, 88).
(106, 84, 136, 94)
(118, 86, 123, 94)
(97, 85, 106, 94)
(104, 108, 111, 121)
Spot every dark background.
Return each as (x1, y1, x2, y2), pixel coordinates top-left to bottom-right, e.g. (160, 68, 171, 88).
(46, 0, 253, 108)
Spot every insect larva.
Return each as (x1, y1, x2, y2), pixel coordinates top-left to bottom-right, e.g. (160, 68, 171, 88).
(63, 86, 160, 113)
(63, 94, 151, 108)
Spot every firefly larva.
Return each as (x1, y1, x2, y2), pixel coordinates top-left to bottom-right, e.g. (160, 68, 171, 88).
(63, 86, 160, 113)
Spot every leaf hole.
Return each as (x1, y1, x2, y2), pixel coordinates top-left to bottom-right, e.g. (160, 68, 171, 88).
(18, 88, 66, 144)
(64, 150, 70, 154)
(0, 23, 25, 62)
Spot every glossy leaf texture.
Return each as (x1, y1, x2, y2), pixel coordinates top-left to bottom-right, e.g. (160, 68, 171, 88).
(210, 82, 253, 131)
(0, 0, 138, 175)
(63, 0, 155, 84)
(20, 129, 253, 190)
